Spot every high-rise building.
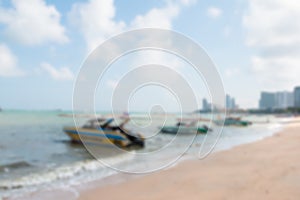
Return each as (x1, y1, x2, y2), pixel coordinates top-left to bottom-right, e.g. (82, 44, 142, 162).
(232, 98, 236, 109)
(259, 91, 294, 109)
(226, 95, 231, 109)
(202, 98, 209, 111)
(294, 86, 300, 108)
(259, 92, 276, 109)
(226, 94, 236, 110)
(275, 91, 294, 109)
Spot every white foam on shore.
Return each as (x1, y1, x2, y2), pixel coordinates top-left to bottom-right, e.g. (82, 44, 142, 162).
(217, 122, 283, 153)
(0, 152, 135, 199)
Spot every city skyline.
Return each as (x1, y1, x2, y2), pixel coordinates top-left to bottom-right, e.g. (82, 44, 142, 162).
(200, 85, 300, 111)
(259, 86, 300, 110)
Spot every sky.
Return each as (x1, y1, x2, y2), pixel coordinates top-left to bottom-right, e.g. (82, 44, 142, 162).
(0, 0, 299, 111)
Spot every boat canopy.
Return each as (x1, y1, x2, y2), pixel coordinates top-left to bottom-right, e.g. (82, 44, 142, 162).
(82, 118, 130, 129)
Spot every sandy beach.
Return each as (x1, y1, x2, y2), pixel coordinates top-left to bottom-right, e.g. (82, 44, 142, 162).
(77, 119, 300, 200)
(1, 0, 299, 199)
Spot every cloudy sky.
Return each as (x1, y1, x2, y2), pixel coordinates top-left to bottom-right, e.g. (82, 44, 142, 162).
(0, 0, 299, 110)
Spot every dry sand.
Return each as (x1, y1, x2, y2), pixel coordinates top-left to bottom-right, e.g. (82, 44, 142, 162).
(79, 120, 300, 200)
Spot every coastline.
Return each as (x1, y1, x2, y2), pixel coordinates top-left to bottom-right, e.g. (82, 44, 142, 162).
(77, 118, 300, 200)
(6, 117, 298, 200)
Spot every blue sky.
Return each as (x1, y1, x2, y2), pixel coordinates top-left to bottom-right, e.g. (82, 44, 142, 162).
(0, 0, 299, 110)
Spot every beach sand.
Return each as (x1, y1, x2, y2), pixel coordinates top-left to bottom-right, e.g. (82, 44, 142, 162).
(78, 119, 300, 200)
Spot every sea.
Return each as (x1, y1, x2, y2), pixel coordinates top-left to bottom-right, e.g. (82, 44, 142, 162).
(0, 110, 288, 199)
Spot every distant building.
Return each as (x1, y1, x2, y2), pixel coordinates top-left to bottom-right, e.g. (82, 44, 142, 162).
(294, 87, 300, 108)
(275, 91, 294, 109)
(232, 98, 236, 109)
(202, 95, 237, 111)
(259, 92, 276, 109)
(259, 91, 293, 110)
(226, 95, 231, 109)
(226, 94, 236, 110)
(202, 98, 209, 111)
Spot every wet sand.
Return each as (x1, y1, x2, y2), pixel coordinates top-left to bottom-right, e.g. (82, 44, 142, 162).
(79, 119, 300, 200)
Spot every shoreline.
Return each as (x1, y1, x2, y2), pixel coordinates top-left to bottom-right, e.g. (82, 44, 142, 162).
(9, 118, 298, 200)
(77, 118, 300, 200)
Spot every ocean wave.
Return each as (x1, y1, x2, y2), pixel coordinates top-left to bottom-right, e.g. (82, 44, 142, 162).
(0, 161, 31, 172)
(0, 152, 135, 191)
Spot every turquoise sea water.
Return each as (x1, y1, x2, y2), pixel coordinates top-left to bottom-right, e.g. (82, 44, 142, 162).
(0, 110, 284, 199)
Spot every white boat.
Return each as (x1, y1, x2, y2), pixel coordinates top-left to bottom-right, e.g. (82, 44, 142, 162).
(63, 118, 144, 148)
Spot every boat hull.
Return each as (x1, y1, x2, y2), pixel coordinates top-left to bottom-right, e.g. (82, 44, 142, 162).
(160, 126, 208, 134)
(215, 119, 252, 127)
(64, 127, 134, 148)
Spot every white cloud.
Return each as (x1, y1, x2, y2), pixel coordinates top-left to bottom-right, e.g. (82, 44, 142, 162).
(251, 55, 300, 89)
(177, 0, 197, 6)
(224, 67, 240, 78)
(0, 0, 68, 45)
(70, 0, 200, 112)
(243, 0, 300, 90)
(0, 44, 24, 77)
(243, 0, 300, 47)
(69, 0, 125, 52)
(207, 6, 222, 19)
(41, 62, 74, 81)
(130, 4, 179, 29)
(69, 0, 193, 52)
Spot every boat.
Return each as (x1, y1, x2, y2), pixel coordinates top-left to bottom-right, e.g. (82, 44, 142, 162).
(160, 120, 212, 134)
(214, 117, 252, 127)
(63, 118, 144, 148)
